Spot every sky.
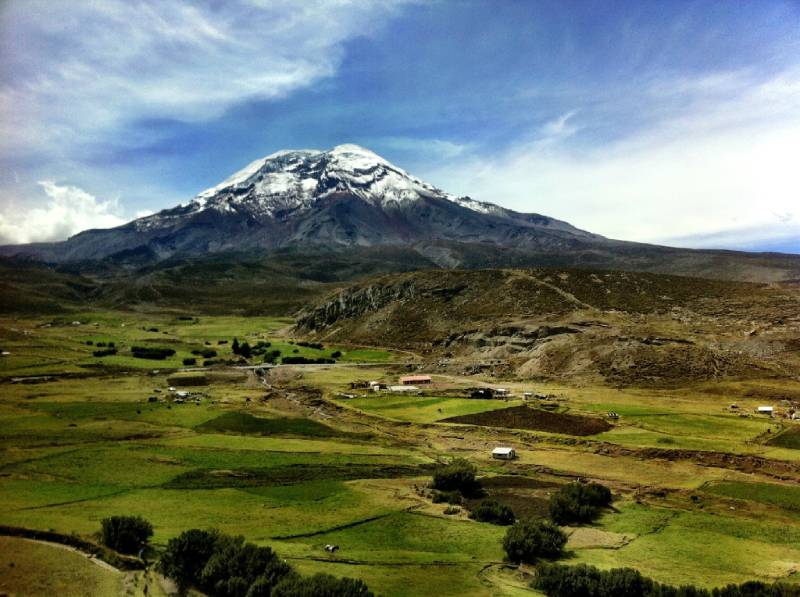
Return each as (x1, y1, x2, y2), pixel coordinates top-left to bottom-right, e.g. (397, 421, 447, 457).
(1, 0, 799, 252)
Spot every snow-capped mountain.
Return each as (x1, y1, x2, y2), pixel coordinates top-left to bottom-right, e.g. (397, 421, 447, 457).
(2, 144, 602, 263)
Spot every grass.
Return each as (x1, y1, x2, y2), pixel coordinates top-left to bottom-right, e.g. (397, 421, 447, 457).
(344, 394, 524, 424)
(704, 481, 800, 512)
(0, 536, 123, 597)
(768, 426, 800, 449)
(4, 311, 800, 596)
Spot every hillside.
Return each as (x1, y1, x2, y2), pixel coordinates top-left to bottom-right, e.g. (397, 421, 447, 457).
(296, 268, 800, 386)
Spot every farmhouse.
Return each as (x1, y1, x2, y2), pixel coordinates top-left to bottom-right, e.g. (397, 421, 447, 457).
(400, 375, 431, 385)
(756, 406, 774, 415)
(492, 446, 516, 460)
(495, 388, 510, 397)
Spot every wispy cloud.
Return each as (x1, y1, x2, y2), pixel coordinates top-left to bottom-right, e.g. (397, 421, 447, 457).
(427, 67, 800, 251)
(0, 181, 128, 244)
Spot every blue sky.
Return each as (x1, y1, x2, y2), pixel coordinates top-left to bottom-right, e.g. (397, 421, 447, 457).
(1, 0, 799, 251)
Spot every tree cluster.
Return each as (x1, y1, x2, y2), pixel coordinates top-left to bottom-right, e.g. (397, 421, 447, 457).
(431, 458, 482, 498)
(281, 356, 335, 365)
(100, 515, 153, 554)
(131, 346, 176, 360)
(502, 519, 567, 564)
(159, 528, 373, 597)
(469, 500, 515, 526)
(548, 482, 612, 525)
(532, 563, 800, 597)
(93, 347, 118, 357)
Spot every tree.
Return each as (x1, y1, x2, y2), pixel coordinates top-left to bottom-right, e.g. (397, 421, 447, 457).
(160, 529, 222, 592)
(239, 341, 252, 359)
(469, 500, 515, 525)
(232, 338, 241, 355)
(503, 519, 567, 564)
(432, 458, 482, 497)
(331, 350, 342, 359)
(548, 482, 612, 525)
(100, 515, 153, 554)
(272, 573, 374, 597)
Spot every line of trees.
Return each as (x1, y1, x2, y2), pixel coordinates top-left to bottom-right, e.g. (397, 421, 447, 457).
(533, 563, 800, 597)
(160, 528, 373, 597)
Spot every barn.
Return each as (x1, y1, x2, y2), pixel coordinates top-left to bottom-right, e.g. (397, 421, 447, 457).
(400, 375, 432, 385)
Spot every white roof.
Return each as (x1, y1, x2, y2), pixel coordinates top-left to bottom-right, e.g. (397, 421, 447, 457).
(757, 406, 774, 411)
(389, 385, 418, 391)
(492, 446, 515, 454)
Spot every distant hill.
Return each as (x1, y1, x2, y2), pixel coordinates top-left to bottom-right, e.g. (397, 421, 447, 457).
(2, 144, 800, 282)
(296, 268, 800, 386)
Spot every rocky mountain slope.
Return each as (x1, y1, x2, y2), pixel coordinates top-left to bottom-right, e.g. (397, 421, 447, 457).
(3, 144, 800, 282)
(296, 268, 800, 386)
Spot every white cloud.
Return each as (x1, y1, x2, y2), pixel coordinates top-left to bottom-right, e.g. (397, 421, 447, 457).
(0, 181, 127, 244)
(375, 137, 474, 160)
(427, 69, 800, 251)
(0, 0, 410, 157)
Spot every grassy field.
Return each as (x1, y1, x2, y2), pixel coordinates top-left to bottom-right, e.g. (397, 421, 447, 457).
(3, 311, 800, 595)
(0, 536, 124, 597)
(0, 311, 396, 378)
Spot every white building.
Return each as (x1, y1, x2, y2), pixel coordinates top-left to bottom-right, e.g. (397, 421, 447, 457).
(756, 406, 774, 415)
(492, 446, 516, 460)
(388, 385, 419, 393)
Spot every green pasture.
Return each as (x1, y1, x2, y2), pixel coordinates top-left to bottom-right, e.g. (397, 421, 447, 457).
(342, 394, 524, 423)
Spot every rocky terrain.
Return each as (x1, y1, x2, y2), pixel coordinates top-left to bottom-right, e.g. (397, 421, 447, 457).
(296, 268, 800, 386)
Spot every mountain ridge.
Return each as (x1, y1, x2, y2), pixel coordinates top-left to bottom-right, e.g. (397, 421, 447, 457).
(3, 144, 800, 283)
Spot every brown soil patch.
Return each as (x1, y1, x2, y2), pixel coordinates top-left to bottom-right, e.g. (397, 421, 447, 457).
(440, 405, 613, 436)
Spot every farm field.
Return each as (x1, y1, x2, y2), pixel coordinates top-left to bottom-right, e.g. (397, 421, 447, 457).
(1, 312, 800, 595)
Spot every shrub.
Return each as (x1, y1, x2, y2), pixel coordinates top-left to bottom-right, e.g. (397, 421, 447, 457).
(100, 515, 153, 554)
(432, 458, 481, 497)
(272, 573, 374, 597)
(443, 506, 461, 515)
(93, 348, 118, 357)
(469, 500, 515, 525)
(192, 348, 217, 358)
(281, 356, 335, 365)
(131, 346, 176, 360)
(548, 482, 612, 525)
(239, 341, 252, 359)
(263, 350, 282, 364)
(331, 350, 342, 359)
(503, 519, 567, 564)
(183, 357, 197, 366)
(232, 338, 241, 354)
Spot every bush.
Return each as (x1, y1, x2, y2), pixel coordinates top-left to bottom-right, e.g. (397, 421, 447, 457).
(331, 350, 342, 359)
(281, 356, 335, 365)
(192, 348, 217, 358)
(183, 357, 197, 366)
(272, 573, 374, 597)
(432, 458, 481, 497)
(548, 482, 612, 525)
(503, 519, 567, 564)
(131, 346, 176, 360)
(239, 342, 252, 359)
(263, 350, 282, 364)
(469, 500, 515, 525)
(93, 348, 118, 357)
(100, 515, 153, 554)
(296, 341, 324, 350)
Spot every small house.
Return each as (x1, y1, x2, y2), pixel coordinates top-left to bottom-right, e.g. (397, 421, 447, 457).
(400, 375, 432, 385)
(492, 446, 516, 460)
(495, 388, 510, 397)
(756, 406, 774, 415)
(606, 412, 620, 420)
(522, 392, 533, 400)
(389, 385, 419, 393)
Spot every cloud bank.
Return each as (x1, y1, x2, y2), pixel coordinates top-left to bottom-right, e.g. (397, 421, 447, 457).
(0, 181, 132, 244)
